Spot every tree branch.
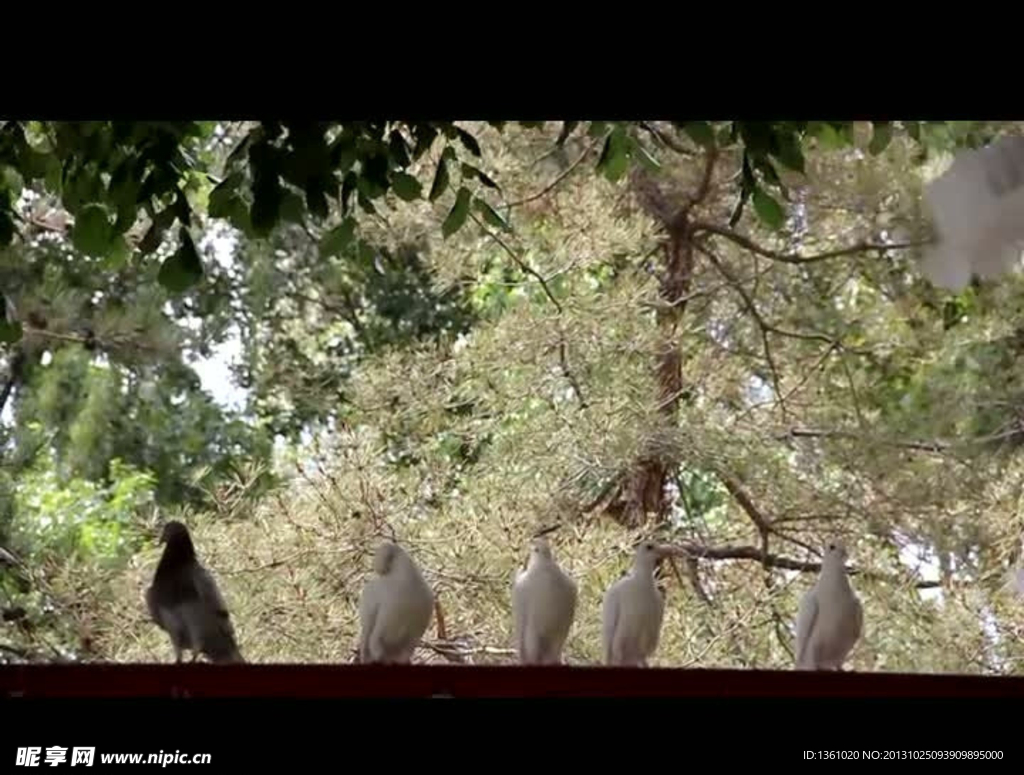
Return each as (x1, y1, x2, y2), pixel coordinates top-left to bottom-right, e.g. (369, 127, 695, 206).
(699, 244, 789, 415)
(507, 137, 600, 209)
(696, 243, 861, 353)
(686, 146, 719, 212)
(668, 541, 942, 588)
(638, 123, 697, 157)
(779, 427, 950, 454)
(692, 221, 933, 265)
(473, 214, 588, 408)
(472, 213, 561, 313)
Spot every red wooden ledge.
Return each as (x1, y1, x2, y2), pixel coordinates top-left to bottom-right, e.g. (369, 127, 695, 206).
(2, 664, 1022, 698)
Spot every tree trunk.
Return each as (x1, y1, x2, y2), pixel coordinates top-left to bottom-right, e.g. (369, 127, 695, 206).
(606, 226, 695, 527)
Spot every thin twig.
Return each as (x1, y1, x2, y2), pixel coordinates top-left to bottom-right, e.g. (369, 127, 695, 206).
(699, 245, 787, 416)
(472, 213, 562, 312)
(779, 427, 950, 453)
(638, 123, 697, 157)
(695, 243, 859, 351)
(472, 213, 588, 408)
(507, 137, 600, 209)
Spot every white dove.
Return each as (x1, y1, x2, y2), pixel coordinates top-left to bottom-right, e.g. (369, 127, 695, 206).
(601, 541, 672, 667)
(512, 536, 577, 665)
(358, 540, 434, 664)
(795, 540, 863, 671)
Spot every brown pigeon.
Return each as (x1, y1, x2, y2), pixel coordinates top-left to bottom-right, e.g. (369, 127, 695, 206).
(146, 521, 244, 664)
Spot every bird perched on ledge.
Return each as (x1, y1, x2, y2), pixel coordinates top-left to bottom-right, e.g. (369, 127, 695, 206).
(795, 540, 862, 671)
(358, 540, 434, 664)
(146, 521, 244, 664)
(512, 536, 578, 665)
(601, 541, 674, 667)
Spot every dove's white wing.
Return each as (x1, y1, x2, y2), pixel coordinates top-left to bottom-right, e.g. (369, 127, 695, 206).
(794, 588, 818, 668)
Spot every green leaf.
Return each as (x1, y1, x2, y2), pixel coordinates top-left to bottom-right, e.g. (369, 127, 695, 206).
(729, 183, 751, 228)
(773, 130, 806, 174)
(102, 235, 131, 270)
(752, 187, 785, 230)
(429, 154, 450, 202)
(754, 157, 785, 192)
(814, 124, 848, 151)
(462, 164, 499, 190)
(597, 126, 629, 182)
(474, 198, 510, 231)
(208, 173, 243, 218)
(388, 130, 412, 169)
(357, 239, 376, 266)
(251, 176, 283, 235)
(171, 191, 192, 227)
(357, 191, 377, 216)
(319, 218, 356, 258)
(391, 172, 422, 202)
(0, 319, 22, 344)
(158, 228, 203, 293)
(138, 222, 163, 255)
(682, 122, 716, 148)
(869, 122, 893, 155)
(282, 191, 307, 223)
(360, 154, 389, 198)
(455, 128, 482, 157)
(308, 184, 331, 220)
(43, 154, 62, 192)
(0, 207, 13, 246)
(2, 167, 24, 197)
(341, 172, 358, 215)
(442, 186, 472, 238)
(71, 204, 113, 256)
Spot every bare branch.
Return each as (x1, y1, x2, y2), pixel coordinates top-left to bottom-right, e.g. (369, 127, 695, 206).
(686, 147, 719, 212)
(780, 427, 950, 454)
(696, 244, 857, 352)
(716, 472, 771, 533)
(699, 245, 787, 414)
(638, 123, 697, 157)
(668, 541, 942, 589)
(420, 639, 516, 662)
(507, 137, 600, 209)
(693, 221, 933, 265)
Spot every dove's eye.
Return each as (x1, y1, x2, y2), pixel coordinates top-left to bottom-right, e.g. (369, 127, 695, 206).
(828, 543, 836, 551)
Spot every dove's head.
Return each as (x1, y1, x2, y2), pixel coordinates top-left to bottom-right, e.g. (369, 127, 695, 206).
(372, 540, 406, 575)
(822, 540, 849, 566)
(633, 540, 670, 572)
(528, 537, 554, 564)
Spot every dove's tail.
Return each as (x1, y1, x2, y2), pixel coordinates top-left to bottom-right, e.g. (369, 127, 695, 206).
(210, 647, 245, 664)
